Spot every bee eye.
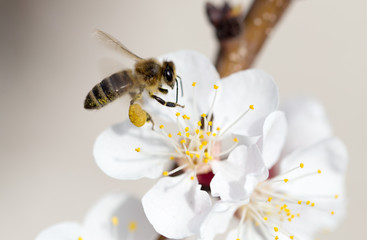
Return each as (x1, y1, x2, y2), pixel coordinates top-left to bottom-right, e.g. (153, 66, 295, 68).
(164, 69, 173, 82)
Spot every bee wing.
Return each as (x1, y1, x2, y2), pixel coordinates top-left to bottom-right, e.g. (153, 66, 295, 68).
(95, 29, 143, 61)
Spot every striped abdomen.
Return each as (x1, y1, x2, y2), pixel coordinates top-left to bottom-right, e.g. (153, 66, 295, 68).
(84, 70, 134, 109)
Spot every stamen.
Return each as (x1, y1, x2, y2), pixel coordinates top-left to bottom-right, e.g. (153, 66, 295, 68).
(163, 164, 188, 176)
(135, 147, 141, 152)
(220, 105, 253, 136)
(236, 207, 247, 240)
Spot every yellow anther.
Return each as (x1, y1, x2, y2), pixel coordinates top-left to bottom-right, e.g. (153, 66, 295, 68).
(208, 155, 213, 160)
(169, 156, 175, 160)
(197, 121, 202, 127)
(203, 158, 209, 163)
(283, 204, 287, 208)
(335, 194, 339, 199)
(202, 141, 208, 146)
(291, 214, 295, 218)
(298, 200, 302, 205)
(306, 201, 310, 205)
(280, 198, 285, 202)
(274, 227, 279, 232)
(300, 163, 304, 168)
(216, 127, 221, 131)
(189, 153, 194, 158)
(176, 112, 181, 117)
(213, 84, 219, 90)
(263, 217, 268, 221)
(311, 202, 315, 207)
(201, 113, 207, 118)
(186, 150, 190, 155)
(213, 133, 217, 137)
(268, 197, 272, 202)
(195, 154, 200, 159)
(190, 175, 195, 180)
(177, 131, 182, 136)
(185, 127, 189, 132)
(180, 139, 186, 144)
(112, 216, 119, 226)
(163, 171, 168, 176)
(296, 213, 300, 217)
(249, 105, 254, 110)
(195, 129, 200, 134)
(135, 147, 141, 152)
(208, 121, 213, 126)
(290, 236, 294, 240)
(159, 125, 164, 129)
(206, 131, 211, 136)
(275, 236, 279, 240)
(233, 137, 239, 142)
(192, 82, 196, 87)
(128, 221, 137, 232)
(284, 179, 289, 183)
(287, 213, 291, 216)
(288, 218, 292, 222)
(236, 238, 240, 240)
(199, 145, 203, 150)
(255, 222, 260, 226)
(204, 152, 209, 157)
(168, 133, 172, 138)
(318, 169, 322, 174)
(199, 134, 204, 139)
(331, 211, 335, 215)
(186, 132, 190, 137)
(78, 237, 83, 240)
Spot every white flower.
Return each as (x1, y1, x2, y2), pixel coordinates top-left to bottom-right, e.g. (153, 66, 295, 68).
(93, 50, 279, 238)
(200, 98, 348, 240)
(35, 192, 157, 240)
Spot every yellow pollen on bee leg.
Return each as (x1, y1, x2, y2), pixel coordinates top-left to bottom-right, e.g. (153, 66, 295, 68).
(192, 82, 196, 87)
(213, 84, 219, 90)
(135, 148, 141, 152)
(128, 221, 137, 232)
(300, 163, 304, 168)
(159, 125, 164, 129)
(249, 105, 254, 110)
(112, 216, 119, 226)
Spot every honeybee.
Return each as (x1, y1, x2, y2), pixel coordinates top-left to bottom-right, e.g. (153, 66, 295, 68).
(84, 30, 184, 128)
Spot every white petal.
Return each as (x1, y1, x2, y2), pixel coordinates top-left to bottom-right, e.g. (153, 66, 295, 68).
(225, 220, 271, 240)
(261, 111, 288, 169)
(213, 69, 279, 136)
(146, 50, 220, 122)
(211, 145, 268, 201)
(200, 201, 241, 240)
(280, 97, 332, 156)
(35, 222, 82, 240)
(83, 192, 156, 240)
(277, 138, 348, 235)
(94, 121, 172, 180)
(142, 172, 212, 238)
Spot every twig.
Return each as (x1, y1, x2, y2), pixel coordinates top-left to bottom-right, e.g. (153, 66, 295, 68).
(207, 0, 292, 77)
(156, 234, 167, 240)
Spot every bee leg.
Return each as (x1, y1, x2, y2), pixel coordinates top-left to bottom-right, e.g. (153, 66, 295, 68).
(151, 95, 184, 108)
(158, 88, 168, 94)
(146, 112, 155, 130)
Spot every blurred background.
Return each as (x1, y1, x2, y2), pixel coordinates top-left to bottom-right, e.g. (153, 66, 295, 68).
(1, 0, 366, 239)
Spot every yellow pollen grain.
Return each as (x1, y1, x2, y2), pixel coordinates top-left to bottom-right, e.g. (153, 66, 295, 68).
(195, 154, 200, 159)
(268, 197, 272, 202)
(311, 203, 315, 207)
(197, 121, 202, 127)
(159, 125, 164, 129)
(201, 113, 207, 118)
(300, 163, 304, 168)
(190, 175, 195, 180)
(177, 131, 182, 136)
(287, 213, 291, 216)
(202, 141, 208, 146)
(185, 150, 190, 155)
(128, 221, 137, 232)
(275, 236, 279, 240)
(291, 214, 295, 218)
(331, 211, 335, 215)
(186, 132, 190, 137)
(233, 137, 239, 142)
(208, 121, 213, 126)
(213, 133, 217, 137)
(180, 139, 186, 144)
(263, 217, 268, 221)
(169, 156, 175, 160)
(192, 82, 196, 87)
(135, 147, 141, 152)
(318, 169, 322, 174)
(168, 133, 172, 138)
(185, 127, 189, 132)
(78, 237, 83, 240)
(189, 153, 194, 158)
(306, 201, 310, 205)
(296, 213, 300, 217)
(236, 239, 240, 240)
(290, 236, 294, 240)
(206, 132, 211, 136)
(288, 218, 292, 222)
(195, 129, 200, 134)
(112, 216, 119, 226)
(284, 178, 289, 183)
(298, 200, 302, 205)
(214, 84, 219, 90)
(335, 194, 339, 199)
(163, 171, 168, 176)
(216, 127, 221, 131)
(203, 158, 209, 163)
(199, 134, 204, 139)
(199, 145, 203, 150)
(249, 105, 254, 110)
(274, 227, 279, 232)
(176, 112, 180, 117)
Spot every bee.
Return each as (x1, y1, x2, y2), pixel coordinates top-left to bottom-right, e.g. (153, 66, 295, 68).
(84, 30, 184, 128)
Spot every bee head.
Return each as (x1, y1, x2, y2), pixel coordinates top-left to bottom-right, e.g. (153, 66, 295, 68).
(162, 61, 176, 89)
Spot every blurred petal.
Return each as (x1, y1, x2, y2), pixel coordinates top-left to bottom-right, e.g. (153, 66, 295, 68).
(94, 121, 172, 180)
(83, 192, 156, 240)
(261, 111, 288, 169)
(142, 172, 212, 238)
(211, 145, 268, 201)
(214, 69, 279, 136)
(280, 97, 332, 156)
(200, 201, 242, 240)
(35, 222, 82, 240)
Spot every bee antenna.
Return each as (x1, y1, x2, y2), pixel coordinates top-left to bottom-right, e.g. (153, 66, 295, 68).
(175, 77, 179, 104)
(177, 75, 183, 97)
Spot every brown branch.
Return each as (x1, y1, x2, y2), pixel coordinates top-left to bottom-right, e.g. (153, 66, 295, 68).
(156, 235, 167, 240)
(207, 0, 292, 77)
